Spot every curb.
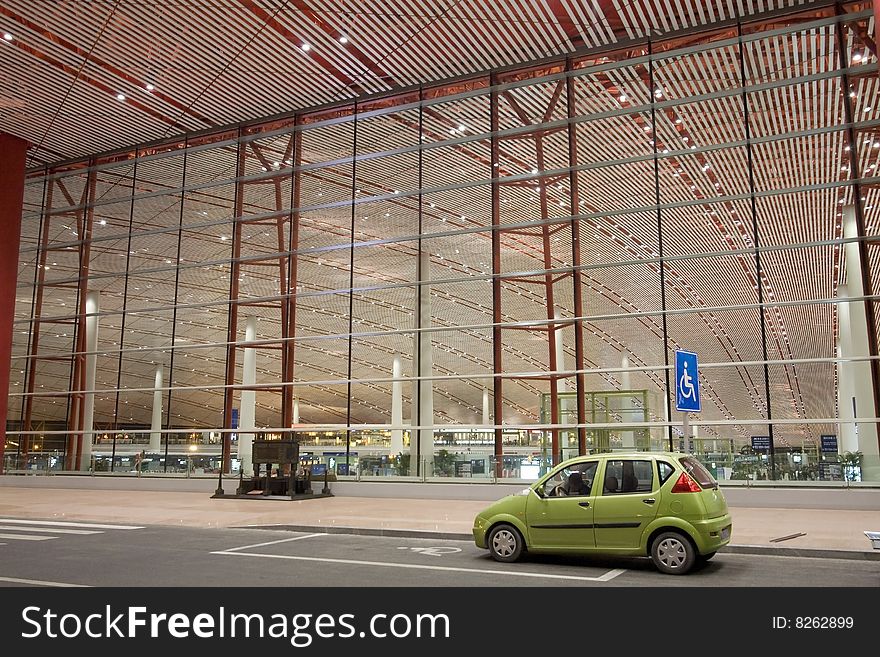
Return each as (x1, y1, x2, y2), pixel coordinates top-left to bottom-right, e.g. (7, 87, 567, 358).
(720, 544, 880, 561)
(236, 524, 880, 561)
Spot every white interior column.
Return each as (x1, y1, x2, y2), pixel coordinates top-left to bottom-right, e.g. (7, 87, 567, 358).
(841, 205, 880, 478)
(554, 312, 568, 393)
(238, 317, 257, 476)
(391, 356, 404, 455)
(80, 291, 99, 470)
(619, 353, 635, 448)
(149, 364, 163, 452)
(482, 388, 490, 427)
(292, 396, 300, 425)
(411, 251, 434, 476)
(837, 336, 858, 453)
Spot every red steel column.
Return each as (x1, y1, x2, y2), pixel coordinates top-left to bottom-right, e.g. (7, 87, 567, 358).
(0, 133, 29, 473)
(490, 75, 504, 477)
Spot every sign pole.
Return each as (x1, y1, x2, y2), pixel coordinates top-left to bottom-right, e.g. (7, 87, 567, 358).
(681, 412, 689, 453)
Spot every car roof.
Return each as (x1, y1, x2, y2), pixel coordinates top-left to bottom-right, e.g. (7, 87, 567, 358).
(560, 452, 686, 463)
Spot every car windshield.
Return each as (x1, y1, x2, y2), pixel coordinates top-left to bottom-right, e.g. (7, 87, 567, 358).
(679, 456, 717, 488)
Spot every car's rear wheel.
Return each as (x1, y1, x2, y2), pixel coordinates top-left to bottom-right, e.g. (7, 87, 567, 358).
(488, 524, 524, 563)
(650, 531, 696, 575)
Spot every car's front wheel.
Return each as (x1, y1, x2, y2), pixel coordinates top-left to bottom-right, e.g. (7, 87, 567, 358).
(650, 531, 696, 575)
(487, 524, 524, 563)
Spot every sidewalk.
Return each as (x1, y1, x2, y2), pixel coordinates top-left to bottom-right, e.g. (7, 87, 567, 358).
(0, 486, 877, 559)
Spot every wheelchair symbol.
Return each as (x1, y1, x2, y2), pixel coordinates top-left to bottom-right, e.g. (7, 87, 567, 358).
(679, 361, 696, 403)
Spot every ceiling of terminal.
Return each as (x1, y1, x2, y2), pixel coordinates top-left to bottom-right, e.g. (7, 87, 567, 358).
(5, 1, 880, 446)
(1, 0, 818, 167)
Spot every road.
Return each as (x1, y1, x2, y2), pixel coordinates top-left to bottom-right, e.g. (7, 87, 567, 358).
(0, 518, 876, 587)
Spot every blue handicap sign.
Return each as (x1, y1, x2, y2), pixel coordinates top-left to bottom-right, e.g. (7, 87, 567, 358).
(675, 350, 701, 412)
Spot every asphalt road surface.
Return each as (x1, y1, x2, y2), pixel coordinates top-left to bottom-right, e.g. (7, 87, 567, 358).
(0, 518, 877, 587)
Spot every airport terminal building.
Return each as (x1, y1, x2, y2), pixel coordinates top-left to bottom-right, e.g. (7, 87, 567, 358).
(2, 0, 880, 483)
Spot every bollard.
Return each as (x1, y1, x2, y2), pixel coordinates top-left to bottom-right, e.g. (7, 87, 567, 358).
(322, 469, 331, 495)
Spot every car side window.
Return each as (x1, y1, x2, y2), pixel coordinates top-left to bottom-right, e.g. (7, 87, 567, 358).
(542, 461, 598, 497)
(657, 461, 675, 485)
(603, 460, 653, 494)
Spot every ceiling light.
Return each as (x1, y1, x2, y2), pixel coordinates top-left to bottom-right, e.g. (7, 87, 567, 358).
(3, 33, 12, 41)
(339, 36, 348, 44)
(116, 93, 125, 101)
(301, 43, 311, 51)
(145, 83, 154, 91)
(619, 94, 627, 102)
(850, 91, 857, 98)
(220, 236, 228, 241)
(99, 219, 106, 225)
(458, 124, 466, 131)
(853, 53, 863, 62)
(531, 168, 538, 174)
(865, 106, 873, 112)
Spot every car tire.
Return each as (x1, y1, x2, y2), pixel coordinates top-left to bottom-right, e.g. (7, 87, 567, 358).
(650, 531, 696, 575)
(699, 551, 717, 562)
(488, 524, 524, 563)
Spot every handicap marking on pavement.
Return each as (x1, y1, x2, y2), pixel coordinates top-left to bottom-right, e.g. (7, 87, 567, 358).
(396, 546, 462, 557)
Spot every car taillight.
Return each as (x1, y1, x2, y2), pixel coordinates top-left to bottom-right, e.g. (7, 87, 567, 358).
(671, 472, 702, 493)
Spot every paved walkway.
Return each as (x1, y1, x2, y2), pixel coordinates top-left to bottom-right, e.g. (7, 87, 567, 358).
(0, 486, 877, 558)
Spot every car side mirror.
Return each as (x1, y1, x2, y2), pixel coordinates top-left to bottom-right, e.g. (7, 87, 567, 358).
(532, 486, 545, 499)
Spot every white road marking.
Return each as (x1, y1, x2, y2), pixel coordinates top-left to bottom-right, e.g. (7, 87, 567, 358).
(212, 550, 626, 582)
(399, 546, 462, 557)
(223, 533, 326, 553)
(0, 576, 89, 587)
(0, 525, 102, 535)
(0, 533, 56, 541)
(0, 518, 143, 530)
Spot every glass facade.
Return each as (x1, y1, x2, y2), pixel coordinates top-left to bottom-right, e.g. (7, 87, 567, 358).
(7, 5, 880, 483)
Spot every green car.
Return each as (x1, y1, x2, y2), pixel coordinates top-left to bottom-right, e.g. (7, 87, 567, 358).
(473, 452, 732, 575)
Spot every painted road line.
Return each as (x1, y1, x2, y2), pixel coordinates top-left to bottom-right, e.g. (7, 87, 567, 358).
(223, 533, 327, 553)
(0, 518, 143, 530)
(213, 550, 626, 582)
(0, 533, 56, 541)
(0, 576, 88, 587)
(0, 525, 102, 535)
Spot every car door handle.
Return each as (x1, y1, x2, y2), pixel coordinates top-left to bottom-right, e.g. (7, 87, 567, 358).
(578, 501, 590, 508)
(642, 498, 656, 505)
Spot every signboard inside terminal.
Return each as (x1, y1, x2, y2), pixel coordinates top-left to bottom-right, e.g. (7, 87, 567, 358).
(820, 435, 838, 453)
(751, 435, 771, 451)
